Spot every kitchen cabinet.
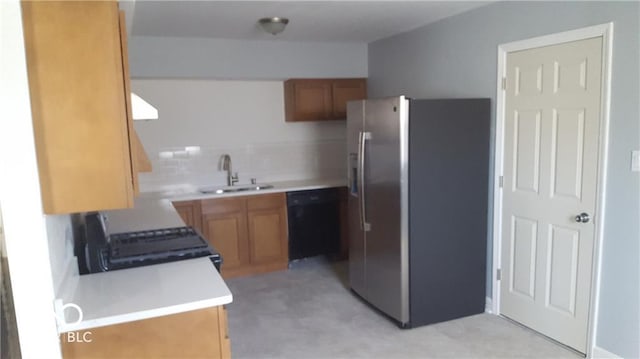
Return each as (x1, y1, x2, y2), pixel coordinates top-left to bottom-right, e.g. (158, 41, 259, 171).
(118, 12, 152, 177)
(201, 197, 250, 272)
(200, 193, 288, 278)
(247, 194, 288, 265)
(61, 306, 230, 358)
(172, 200, 203, 232)
(21, 2, 147, 214)
(284, 78, 367, 122)
(331, 79, 368, 119)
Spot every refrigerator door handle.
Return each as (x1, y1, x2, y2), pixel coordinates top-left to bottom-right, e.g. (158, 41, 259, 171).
(357, 132, 364, 229)
(347, 153, 358, 197)
(359, 131, 371, 231)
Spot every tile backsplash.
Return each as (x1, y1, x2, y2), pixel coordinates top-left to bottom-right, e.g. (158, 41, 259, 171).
(139, 139, 347, 192)
(132, 79, 348, 193)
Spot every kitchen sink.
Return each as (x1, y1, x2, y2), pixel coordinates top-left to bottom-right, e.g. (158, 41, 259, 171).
(198, 184, 274, 194)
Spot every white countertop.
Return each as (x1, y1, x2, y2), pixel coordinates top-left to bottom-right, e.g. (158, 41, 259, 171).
(56, 257, 232, 333)
(168, 178, 347, 202)
(104, 197, 185, 234)
(106, 178, 346, 233)
(55, 177, 344, 333)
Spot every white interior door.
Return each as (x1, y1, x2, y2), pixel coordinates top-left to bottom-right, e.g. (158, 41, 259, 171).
(500, 36, 603, 353)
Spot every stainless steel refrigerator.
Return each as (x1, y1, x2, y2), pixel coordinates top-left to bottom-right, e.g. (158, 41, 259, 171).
(347, 96, 490, 328)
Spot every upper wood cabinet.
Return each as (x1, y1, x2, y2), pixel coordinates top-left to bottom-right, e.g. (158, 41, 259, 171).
(284, 78, 367, 122)
(331, 79, 368, 119)
(21, 2, 145, 214)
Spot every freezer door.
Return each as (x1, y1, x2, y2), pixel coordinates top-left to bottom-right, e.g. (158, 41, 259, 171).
(363, 96, 409, 323)
(347, 100, 366, 298)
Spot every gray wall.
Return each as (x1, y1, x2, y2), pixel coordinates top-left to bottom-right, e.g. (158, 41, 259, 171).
(368, 1, 639, 357)
(129, 36, 368, 79)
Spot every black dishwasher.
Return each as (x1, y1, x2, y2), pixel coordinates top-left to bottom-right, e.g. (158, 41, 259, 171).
(287, 188, 340, 261)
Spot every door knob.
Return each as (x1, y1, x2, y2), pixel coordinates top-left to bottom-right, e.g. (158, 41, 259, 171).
(575, 212, 590, 223)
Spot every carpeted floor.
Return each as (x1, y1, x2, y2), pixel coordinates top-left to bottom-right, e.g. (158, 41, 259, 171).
(225, 257, 579, 359)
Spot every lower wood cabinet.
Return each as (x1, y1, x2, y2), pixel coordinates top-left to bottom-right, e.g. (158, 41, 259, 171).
(172, 200, 203, 233)
(61, 306, 230, 359)
(200, 193, 288, 278)
(201, 197, 250, 271)
(246, 194, 288, 265)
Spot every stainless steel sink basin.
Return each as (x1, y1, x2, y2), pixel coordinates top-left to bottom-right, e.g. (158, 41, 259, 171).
(198, 184, 274, 194)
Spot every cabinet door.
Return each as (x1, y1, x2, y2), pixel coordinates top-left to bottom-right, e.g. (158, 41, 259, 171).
(117, 12, 153, 176)
(172, 201, 202, 232)
(117, 10, 140, 195)
(284, 79, 332, 122)
(201, 198, 250, 270)
(331, 79, 367, 119)
(21, 2, 134, 213)
(247, 194, 288, 264)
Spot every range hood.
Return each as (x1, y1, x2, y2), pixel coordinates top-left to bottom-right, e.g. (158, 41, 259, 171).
(131, 92, 158, 121)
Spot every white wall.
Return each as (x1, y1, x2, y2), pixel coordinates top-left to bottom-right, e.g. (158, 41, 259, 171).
(0, 1, 62, 356)
(368, 1, 639, 357)
(133, 79, 347, 191)
(46, 215, 76, 293)
(127, 27, 366, 191)
(0, 205, 22, 358)
(129, 36, 368, 80)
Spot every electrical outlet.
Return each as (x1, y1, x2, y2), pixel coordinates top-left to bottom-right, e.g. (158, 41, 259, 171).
(632, 150, 640, 172)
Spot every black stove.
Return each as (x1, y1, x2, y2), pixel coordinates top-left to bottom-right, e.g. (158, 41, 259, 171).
(80, 213, 221, 274)
(108, 226, 218, 269)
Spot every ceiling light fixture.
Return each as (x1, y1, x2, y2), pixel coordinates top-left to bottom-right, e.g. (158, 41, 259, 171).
(258, 17, 289, 35)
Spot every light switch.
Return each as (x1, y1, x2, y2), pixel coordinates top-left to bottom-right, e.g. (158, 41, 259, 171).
(632, 150, 640, 172)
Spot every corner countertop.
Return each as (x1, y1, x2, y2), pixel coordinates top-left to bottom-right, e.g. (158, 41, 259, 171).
(56, 257, 232, 333)
(104, 178, 346, 234)
(56, 177, 345, 333)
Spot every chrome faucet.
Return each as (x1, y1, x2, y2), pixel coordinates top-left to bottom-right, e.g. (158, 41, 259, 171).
(220, 154, 239, 186)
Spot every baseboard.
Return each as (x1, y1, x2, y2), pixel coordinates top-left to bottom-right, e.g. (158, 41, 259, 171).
(591, 346, 622, 359)
(485, 297, 493, 313)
